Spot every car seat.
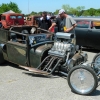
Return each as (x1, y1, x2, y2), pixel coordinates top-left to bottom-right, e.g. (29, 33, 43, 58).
(10, 33, 17, 42)
(21, 29, 29, 43)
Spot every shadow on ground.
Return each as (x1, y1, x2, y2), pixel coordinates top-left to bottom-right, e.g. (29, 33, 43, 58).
(0, 61, 27, 71)
(82, 47, 100, 53)
(91, 89, 100, 96)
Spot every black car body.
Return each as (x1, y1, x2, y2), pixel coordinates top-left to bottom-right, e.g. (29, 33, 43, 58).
(74, 17, 100, 50)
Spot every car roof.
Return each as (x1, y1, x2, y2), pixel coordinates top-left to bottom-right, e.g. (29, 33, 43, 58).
(73, 17, 100, 21)
(1, 13, 24, 16)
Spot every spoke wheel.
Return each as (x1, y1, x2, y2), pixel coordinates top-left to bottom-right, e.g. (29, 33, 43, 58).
(68, 65, 98, 95)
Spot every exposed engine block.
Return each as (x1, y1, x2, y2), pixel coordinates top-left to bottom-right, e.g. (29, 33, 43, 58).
(48, 32, 76, 58)
(31, 32, 87, 75)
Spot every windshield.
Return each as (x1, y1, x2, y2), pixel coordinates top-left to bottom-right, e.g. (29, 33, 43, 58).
(17, 16, 23, 19)
(10, 15, 23, 19)
(76, 20, 90, 28)
(10, 16, 16, 19)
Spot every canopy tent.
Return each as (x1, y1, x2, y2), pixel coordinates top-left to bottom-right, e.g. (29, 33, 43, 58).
(2, 10, 15, 14)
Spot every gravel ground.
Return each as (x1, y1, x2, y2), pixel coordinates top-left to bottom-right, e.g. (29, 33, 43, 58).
(0, 48, 100, 100)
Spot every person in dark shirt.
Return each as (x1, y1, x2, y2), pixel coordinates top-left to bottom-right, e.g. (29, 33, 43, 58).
(38, 11, 51, 33)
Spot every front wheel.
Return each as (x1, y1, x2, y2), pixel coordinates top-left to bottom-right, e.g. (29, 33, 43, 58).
(67, 65, 98, 95)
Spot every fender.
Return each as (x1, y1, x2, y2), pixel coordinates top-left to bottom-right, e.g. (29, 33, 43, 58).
(72, 52, 87, 65)
(29, 44, 52, 68)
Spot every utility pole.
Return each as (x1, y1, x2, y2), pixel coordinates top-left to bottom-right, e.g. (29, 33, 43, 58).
(28, 0, 30, 14)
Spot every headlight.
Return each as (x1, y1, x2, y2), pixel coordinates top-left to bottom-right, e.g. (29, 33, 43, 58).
(30, 27, 36, 33)
(67, 59, 74, 70)
(29, 37, 35, 44)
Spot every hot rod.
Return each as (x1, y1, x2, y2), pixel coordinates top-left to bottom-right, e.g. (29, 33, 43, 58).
(0, 26, 97, 95)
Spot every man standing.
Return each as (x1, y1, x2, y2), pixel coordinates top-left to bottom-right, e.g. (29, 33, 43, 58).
(38, 11, 51, 33)
(48, 9, 77, 43)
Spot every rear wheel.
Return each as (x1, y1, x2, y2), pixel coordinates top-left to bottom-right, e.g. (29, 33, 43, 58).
(68, 65, 98, 95)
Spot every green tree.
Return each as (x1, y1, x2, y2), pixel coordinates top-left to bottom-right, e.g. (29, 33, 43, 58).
(76, 6, 85, 16)
(53, 9, 59, 15)
(0, 1, 21, 13)
(62, 4, 71, 13)
(82, 10, 90, 16)
(8, 2, 21, 13)
(88, 8, 96, 16)
(30, 11, 37, 15)
(95, 11, 100, 16)
(70, 7, 77, 15)
(62, 4, 85, 16)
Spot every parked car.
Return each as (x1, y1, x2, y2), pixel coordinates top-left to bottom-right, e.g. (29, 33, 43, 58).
(24, 15, 41, 26)
(0, 13, 24, 29)
(74, 17, 100, 50)
(24, 15, 56, 27)
(0, 26, 89, 95)
(0, 26, 53, 66)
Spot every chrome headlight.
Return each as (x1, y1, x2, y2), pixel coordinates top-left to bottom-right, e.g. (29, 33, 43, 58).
(67, 59, 74, 70)
(30, 27, 36, 33)
(29, 37, 35, 44)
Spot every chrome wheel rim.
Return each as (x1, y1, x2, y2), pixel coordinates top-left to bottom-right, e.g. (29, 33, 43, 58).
(70, 68, 95, 94)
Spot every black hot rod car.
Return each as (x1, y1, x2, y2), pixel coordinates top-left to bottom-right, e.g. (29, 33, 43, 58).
(0, 26, 98, 95)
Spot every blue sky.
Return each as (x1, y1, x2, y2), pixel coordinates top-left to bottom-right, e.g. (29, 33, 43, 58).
(0, 0, 100, 14)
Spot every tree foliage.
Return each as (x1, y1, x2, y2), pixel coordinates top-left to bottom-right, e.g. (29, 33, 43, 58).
(53, 9, 59, 15)
(62, 4, 85, 16)
(0, 1, 21, 13)
(61, 4, 100, 16)
(0, 2, 100, 16)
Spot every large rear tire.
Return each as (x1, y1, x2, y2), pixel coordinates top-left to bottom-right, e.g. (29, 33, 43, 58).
(68, 65, 98, 95)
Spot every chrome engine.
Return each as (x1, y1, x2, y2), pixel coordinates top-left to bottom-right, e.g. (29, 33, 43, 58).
(48, 32, 76, 58)
(48, 32, 87, 70)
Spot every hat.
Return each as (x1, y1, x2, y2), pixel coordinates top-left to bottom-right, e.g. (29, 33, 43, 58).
(58, 9, 65, 15)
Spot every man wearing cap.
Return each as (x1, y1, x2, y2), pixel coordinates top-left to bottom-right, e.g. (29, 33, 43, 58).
(48, 9, 77, 44)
